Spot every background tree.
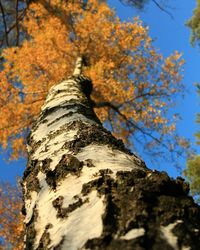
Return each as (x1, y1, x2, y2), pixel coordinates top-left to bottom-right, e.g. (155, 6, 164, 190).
(186, 155, 200, 202)
(184, 0, 200, 201)
(185, 86, 200, 202)
(187, 0, 200, 47)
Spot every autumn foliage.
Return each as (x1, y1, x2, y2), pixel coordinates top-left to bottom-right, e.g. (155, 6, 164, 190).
(0, 0, 187, 161)
(187, 0, 200, 47)
(0, 180, 23, 249)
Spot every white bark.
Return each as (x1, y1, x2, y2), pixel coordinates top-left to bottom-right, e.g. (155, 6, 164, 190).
(73, 57, 84, 76)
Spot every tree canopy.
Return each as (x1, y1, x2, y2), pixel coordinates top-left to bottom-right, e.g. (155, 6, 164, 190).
(185, 85, 200, 202)
(187, 0, 200, 47)
(186, 155, 200, 202)
(0, 0, 188, 164)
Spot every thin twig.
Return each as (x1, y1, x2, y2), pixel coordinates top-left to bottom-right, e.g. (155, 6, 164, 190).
(6, 8, 26, 35)
(152, 0, 174, 19)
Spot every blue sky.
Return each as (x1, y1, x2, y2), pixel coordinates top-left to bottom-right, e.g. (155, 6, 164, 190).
(0, 0, 199, 183)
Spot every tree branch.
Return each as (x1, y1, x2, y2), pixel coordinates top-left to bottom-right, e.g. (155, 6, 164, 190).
(6, 8, 26, 36)
(120, 0, 174, 19)
(94, 100, 183, 157)
(152, 0, 174, 20)
(15, 0, 20, 46)
(0, 0, 9, 46)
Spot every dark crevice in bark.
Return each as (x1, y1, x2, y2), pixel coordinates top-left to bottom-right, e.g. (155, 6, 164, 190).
(52, 196, 88, 218)
(23, 159, 48, 199)
(81, 169, 114, 196)
(23, 154, 83, 193)
(62, 122, 134, 155)
(25, 209, 38, 250)
(37, 224, 52, 250)
(72, 75, 93, 98)
(84, 169, 200, 250)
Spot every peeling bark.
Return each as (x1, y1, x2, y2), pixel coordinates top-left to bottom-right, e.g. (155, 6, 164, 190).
(23, 60, 200, 250)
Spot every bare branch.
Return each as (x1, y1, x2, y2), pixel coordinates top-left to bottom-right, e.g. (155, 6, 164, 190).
(152, 0, 174, 20)
(0, 0, 29, 48)
(120, 0, 174, 19)
(15, 0, 20, 46)
(6, 8, 26, 36)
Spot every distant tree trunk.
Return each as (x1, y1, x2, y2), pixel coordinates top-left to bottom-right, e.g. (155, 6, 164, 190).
(22, 58, 200, 250)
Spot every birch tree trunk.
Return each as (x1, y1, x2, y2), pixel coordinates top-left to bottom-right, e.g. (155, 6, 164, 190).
(22, 58, 200, 250)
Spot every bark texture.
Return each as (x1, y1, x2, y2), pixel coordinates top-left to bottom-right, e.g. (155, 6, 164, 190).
(23, 66, 200, 250)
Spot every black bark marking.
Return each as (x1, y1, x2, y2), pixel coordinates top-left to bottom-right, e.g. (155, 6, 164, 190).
(63, 122, 133, 155)
(85, 159, 96, 168)
(38, 102, 101, 127)
(22, 159, 51, 199)
(52, 195, 88, 218)
(24, 209, 39, 250)
(45, 154, 83, 189)
(37, 224, 53, 250)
